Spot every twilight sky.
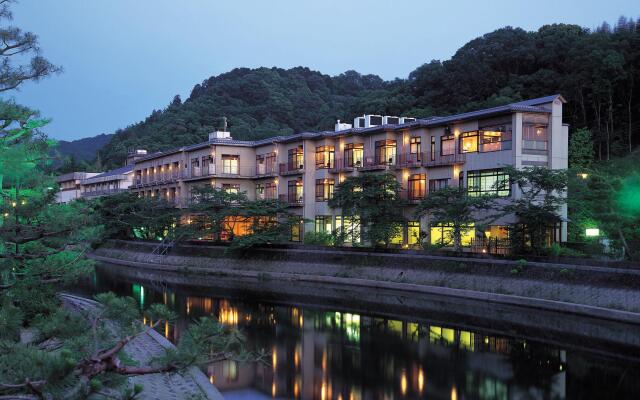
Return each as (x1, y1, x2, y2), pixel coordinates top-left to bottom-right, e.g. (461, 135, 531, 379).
(6, 0, 639, 141)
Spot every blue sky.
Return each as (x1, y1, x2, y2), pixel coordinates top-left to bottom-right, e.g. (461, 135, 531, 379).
(6, 0, 639, 141)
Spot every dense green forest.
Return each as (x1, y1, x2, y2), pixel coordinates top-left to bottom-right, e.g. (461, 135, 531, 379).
(97, 18, 640, 168)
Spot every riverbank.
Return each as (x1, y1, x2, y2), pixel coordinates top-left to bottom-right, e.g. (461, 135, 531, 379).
(92, 240, 640, 321)
(59, 293, 223, 400)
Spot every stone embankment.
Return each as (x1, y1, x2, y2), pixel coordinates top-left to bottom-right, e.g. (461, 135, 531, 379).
(92, 240, 640, 323)
(60, 293, 223, 400)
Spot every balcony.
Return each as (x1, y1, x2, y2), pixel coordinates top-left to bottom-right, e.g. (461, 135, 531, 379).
(279, 163, 304, 176)
(81, 188, 128, 198)
(279, 194, 304, 207)
(255, 164, 278, 177)
(396, 153, 423, 169)
(185, 165, 255, 180)
(136, 170, 184, 187)
(422, 152, 466, 167)
(358, 155, 392, 171)
(328, 158, 356, 173)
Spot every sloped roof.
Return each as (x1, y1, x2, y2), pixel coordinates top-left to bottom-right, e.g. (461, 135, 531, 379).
(82, 165, 133, 184)
(135, 94, 562, 163)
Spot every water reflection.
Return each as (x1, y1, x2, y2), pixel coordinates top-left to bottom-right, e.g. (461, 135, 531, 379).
(83, 270, 639, 399)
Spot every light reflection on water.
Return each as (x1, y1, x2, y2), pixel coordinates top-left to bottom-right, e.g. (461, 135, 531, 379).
(83, 269, 639, 399)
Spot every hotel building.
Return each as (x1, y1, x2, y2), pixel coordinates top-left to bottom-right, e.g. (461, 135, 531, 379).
(130, 94, 568, 247)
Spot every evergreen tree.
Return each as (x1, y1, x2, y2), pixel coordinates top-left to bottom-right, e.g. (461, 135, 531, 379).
(329, 173, 407, 247)
(568, 128, 595, 170)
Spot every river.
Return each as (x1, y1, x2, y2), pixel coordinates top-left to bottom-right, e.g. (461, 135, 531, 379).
(75, 263, 640, 399)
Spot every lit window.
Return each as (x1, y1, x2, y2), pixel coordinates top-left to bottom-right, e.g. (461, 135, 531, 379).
(408, 221, 420, 245)
(315, 179, 334, 202)
(441, 135, 455, 156)
(314, 216, 333, 234)
(408, 174, 426, 200)
(344, 143, 364, 168)
(430, 223, 475, 246)
(375, 140, 397, 165)
(459, 131, 478, 153)
(466, 169, 510, 197)
(315, 146, 335, 169)
(523, 125, 548, 151)
(222, 155, 239, 174)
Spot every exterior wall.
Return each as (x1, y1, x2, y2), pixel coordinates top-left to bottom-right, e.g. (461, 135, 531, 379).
(81, 173, 133, 199)
(127, 96, 568, 247)
(55, 172, 100, 203)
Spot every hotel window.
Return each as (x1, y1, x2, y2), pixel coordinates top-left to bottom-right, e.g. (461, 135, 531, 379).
(315, 216, 333, 234)
(315, 146, 335, 169)
(408, 221, 421, 246)
(480, 125, 512, 152)
(523, 125, 548, 151)
(430, 136, 436, 161)
(335, 216, 361, 244)
(202, 155, 214, 175)
(375, 139, 397, 165)
(265, 152, 277, 173)
(256, 155, 265, 175)
(409, 137, 421, 161)
(288, 180, 303, 203)
(190, 158, 200, 177)
(408, 174, 426, 200)
(459, 131, 478, 153)
(467, 169, 510, 197)
(291, 220, 302, 242)
(441, 135, 455, 156)
(429, 178, 449, 192)
(390, 225, 404, 245)
(288, 146, 304, 170)
(222, 183, 239, 196)
(430, 223, 475, 246)
(315, 179, 335, 202)
(265, 182, 277, 199)
(256, 183, 265, 200)
(344, 143, 364, 167)
(222, 155, 239, 174)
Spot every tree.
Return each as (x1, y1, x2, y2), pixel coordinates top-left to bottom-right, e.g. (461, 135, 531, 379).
(328, 173, 406, 247)
(188, 185, 298, 250)
(0, 290, 260, 399)
(0, 0, 61, 92)
(414, 186, 496, 252)
(568, 128, 595, 170)
(93, 192, 183, 241)
(499, 166, 568, 254)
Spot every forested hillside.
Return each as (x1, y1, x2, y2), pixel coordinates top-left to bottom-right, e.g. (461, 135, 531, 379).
(57, 133, 113, 161)
(98, 18, 640, 168)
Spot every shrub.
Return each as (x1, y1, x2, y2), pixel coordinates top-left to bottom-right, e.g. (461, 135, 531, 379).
(303, 232, 334, 246)
(543, 243, 587, 258)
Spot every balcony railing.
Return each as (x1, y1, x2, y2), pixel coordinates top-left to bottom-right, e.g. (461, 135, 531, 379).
(135, 170, 184, 186)
(358, 155, 390, 171)
(396, 153, 423, 168)
(256, 164, 278, 177)
(81, 188, 128, 198)
(422, 151, 466, 167)
(329, 158, 362, 173)
(279, 194, 304, 206)
(279, 163, 304, 176)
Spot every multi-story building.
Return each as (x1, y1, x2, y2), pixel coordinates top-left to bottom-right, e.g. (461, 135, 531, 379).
(130, 94, 568, 248)
(80, 165, 135, 200)
(55, 172, 101, 203)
